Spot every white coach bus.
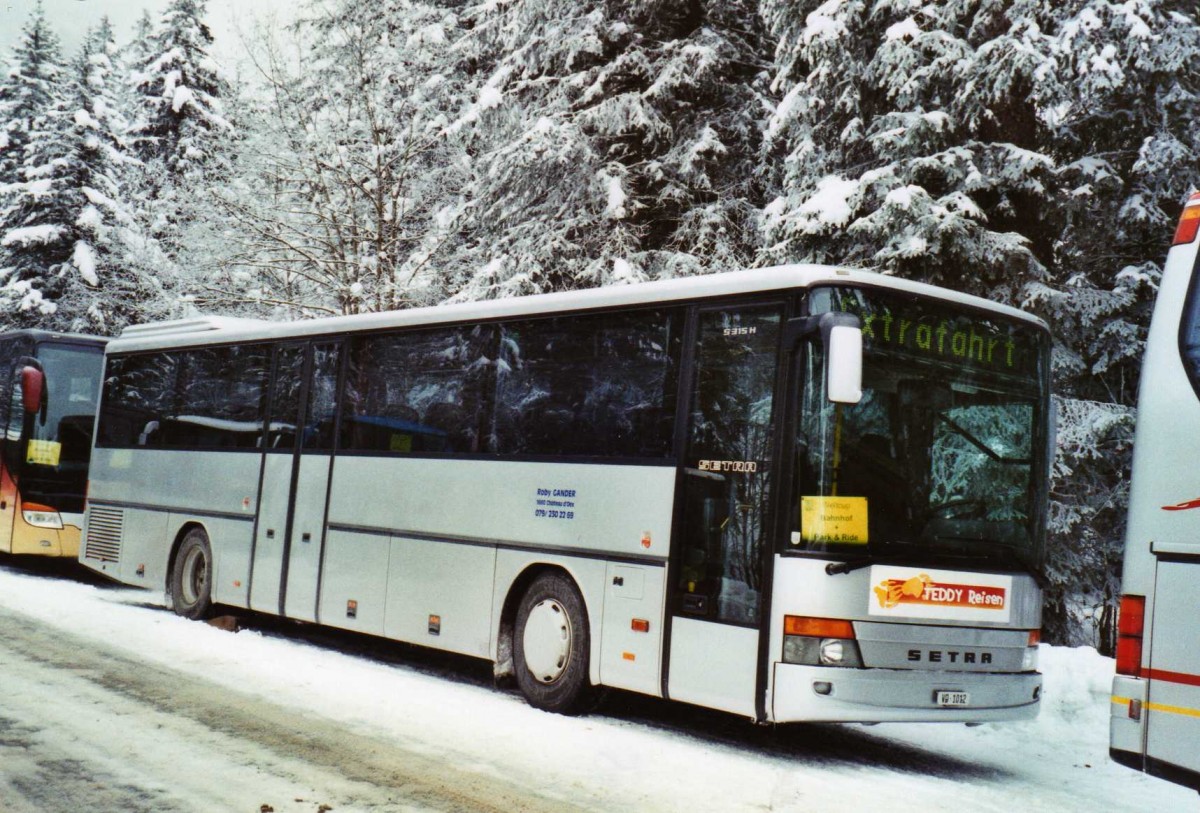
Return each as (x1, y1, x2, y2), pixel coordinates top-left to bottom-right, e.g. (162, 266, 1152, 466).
(79, 266, 1049, 722)
(1112, 192, 1200, 788)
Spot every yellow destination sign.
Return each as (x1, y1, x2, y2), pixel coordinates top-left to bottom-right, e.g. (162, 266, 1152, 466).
(801, 496, 868, 544)
(25, 440, 62, 466)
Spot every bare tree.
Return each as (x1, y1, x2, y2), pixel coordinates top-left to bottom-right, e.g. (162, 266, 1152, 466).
(206, 0, 469, 318)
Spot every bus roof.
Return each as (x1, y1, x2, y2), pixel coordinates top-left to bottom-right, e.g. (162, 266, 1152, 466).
(107, 264, 1049, 354)
(0, 328, 108, 347)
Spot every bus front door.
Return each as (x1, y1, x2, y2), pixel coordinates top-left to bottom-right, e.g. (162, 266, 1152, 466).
(250, 342, 342, 621)
(667, 304, 783, 717)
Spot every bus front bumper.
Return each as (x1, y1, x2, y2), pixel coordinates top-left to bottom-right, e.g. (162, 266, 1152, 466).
(9, 516, 82, 558)
(771, 662, 1042, 723)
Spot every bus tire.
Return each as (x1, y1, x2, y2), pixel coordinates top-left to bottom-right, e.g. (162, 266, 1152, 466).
(170, 528, 214, 620)
(513, 572, 594, 714)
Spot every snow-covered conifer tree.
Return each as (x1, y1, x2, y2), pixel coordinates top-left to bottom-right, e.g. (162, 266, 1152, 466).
(1034, 1, 1200, 403)
(127, 0, 234, 251)
(117, 11, 157, 159)
(0, 2, 68, 321)
(0, 1, 63, 187)
(0, 18, 167, 330)
(445, 0, 773, 301)
(761, 0, 1057, 304)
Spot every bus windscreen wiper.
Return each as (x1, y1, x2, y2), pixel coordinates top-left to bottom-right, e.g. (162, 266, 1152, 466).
(825, 542, 1046, 585)
(825, 549, 911, 576)
(937, 412, 1031, 465)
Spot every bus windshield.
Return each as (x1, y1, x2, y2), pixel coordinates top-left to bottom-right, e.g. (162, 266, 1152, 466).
(19, 342, 104, 511)
(791, 286, 1049, 568)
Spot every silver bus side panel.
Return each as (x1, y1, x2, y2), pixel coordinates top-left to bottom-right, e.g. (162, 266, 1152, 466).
(318, 527, 391, 635)
(1145, 559, 1200, 782)
(384, 535, 497, 659)
(667, 617, 758, 716)
(599, 561, 667, 697)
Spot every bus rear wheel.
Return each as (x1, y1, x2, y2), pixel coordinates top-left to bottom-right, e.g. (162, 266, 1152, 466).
(170, 528, 214, 620)
(514, 572, 594, 714)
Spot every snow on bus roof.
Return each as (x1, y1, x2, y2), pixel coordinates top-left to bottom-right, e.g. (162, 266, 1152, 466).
(110, 265, 1047, 353)
(117, 316, 273, 340)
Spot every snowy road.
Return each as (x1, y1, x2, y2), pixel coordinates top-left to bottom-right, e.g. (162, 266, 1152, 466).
(0, 599, 578, 813)
(0, 557, 1193, 812)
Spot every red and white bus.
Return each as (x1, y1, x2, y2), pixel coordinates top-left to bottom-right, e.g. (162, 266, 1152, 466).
(1111, 193, 1200, 789)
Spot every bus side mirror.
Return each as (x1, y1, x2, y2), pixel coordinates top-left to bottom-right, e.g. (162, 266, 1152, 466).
(826, 323, 863, 404)
(21, 366, 44, 415)
(785, 312, 863, 405)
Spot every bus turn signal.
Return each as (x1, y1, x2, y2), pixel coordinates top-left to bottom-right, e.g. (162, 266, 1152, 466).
(1172, 193, 1200, 246)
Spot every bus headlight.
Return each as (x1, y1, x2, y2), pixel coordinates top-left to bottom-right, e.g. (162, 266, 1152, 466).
(820, 639, 848, 665)
(782, 616, 864, 668)
(23, 507, 63, 529)
(1022, 630, 1040, 672)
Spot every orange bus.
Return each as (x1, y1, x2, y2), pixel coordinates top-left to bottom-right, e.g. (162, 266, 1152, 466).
(0, 330, 106, 558)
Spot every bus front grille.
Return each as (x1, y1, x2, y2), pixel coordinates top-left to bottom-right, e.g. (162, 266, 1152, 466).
(84, 506, 124, 563)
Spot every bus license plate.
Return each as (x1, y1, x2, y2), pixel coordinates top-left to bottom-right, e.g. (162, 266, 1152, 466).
(936, 691, 970, 707)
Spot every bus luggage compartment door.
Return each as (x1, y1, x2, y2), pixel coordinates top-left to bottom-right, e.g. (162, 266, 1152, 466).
(1146, 557, 1200, 788)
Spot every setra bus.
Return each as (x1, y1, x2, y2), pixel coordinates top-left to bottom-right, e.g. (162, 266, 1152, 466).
(0, 330, 106, 558)
(1111, 192, 1200, 788)
(79, 266, 1049, 722)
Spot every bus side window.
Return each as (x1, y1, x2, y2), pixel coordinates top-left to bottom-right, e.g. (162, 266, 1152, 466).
(341, 326, 493, 455)
(492, 309, 681, 458)
(302, 344, 341, 451)
(266, 347, 305, 450)
(97, 353, 179, 448)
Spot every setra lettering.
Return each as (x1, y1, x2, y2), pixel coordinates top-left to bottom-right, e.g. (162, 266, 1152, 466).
(906, 649, 993, 664)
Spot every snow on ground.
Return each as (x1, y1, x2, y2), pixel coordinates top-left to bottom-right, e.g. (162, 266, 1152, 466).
(0, 562, 1192, 813)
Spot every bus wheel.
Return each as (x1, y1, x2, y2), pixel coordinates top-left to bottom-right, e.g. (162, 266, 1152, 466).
(170, 528, 214, 620)
(514, 572, 593, 714)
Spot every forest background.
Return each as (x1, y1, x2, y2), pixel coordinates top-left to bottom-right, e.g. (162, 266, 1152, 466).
(3, 0, 1198, 649)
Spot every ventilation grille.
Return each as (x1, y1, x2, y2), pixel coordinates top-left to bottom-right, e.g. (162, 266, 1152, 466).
(84, 506, 124, 563)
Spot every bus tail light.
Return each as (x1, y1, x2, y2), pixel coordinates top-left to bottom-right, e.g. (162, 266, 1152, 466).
(22, 502, 63, 529)
(1116, 595, 1146, 677)
(782, 616, 863, 668)
(1172, 193, 1200, 246)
